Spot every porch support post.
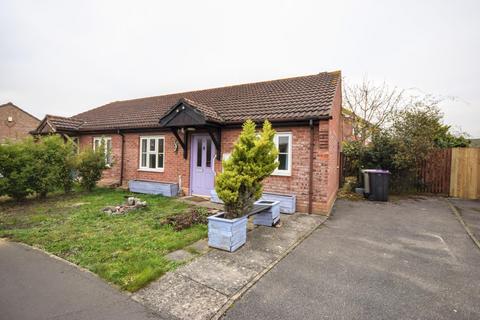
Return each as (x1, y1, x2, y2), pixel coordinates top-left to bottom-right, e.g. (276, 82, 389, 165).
(171, 128, 188, 160)
(207, 127, 221, 160)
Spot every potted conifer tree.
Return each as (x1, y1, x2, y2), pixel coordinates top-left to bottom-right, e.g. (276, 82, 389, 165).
(208, 119, 278, 252)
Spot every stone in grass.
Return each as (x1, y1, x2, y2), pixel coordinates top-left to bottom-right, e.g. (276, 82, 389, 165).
(102, 197, 147, 215)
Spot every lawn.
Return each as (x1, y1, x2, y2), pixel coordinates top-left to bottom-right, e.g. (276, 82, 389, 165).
(0, 188, 208, 291)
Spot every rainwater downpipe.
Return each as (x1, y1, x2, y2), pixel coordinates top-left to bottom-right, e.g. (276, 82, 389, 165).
(117, 130, 125, 186)
(308, 119, 314, 214)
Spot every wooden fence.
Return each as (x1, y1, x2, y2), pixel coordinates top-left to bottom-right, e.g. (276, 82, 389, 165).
(450, 148, 480, 199)
(418, 148, 452, 195)
(420, 148, 480, 199)
(340, 147, 479, 199)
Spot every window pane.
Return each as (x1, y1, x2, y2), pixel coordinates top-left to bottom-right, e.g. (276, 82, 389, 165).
(158, 154, 164, 168)
(278, 154, 288, 171)
(94, 139, 99, 150)
(206, 140, 212, 167)
(158, 138, 164, 153)
(278, 136, 289, 153)
(141, 139, 147, 153)
(141, 153, 147, 167)
(150, 139, 156, 152)
(149, 154, 156, 168)
(197, 139, 203, 167)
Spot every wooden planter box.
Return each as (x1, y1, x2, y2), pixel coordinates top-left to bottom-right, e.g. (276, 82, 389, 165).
(128, 180, 179, 197)
(210, 190, 296, 214)
(260, 192, 296, 214)
(253, 200, 281, 226)
(207, 212, 247, 252)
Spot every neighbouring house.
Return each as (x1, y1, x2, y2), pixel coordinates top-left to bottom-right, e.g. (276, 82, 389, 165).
(470, 138, 480, 148)
(341, 108, 355, 143)
(0, 102, 40, 143)
(32, 72, 342, 214)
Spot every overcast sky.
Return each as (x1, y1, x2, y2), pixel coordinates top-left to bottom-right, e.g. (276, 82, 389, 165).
(1, 0, 479, 136)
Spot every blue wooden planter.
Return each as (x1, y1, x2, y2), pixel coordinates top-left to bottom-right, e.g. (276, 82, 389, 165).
(261, 192, 296, 214)
(128, 180, 179, 197)
(210, 190, 296, 215)
(208, 212, 247, 252)
(253, 200, 281, 227)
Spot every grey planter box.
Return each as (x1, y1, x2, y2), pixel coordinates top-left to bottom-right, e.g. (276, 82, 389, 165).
(210, 190, 296, 214)
(253, 200, 281, 226)
(128, 180, 179, 197)
(208, 212, 247, 252)
(260, 192, 296, 214)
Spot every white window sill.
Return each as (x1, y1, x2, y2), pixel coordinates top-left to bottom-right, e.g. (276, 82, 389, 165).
(138, 168, 165, 173)
(271, 171, 291, 177)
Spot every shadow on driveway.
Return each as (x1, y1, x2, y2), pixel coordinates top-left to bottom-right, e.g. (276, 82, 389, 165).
(223, 197, 480, 320)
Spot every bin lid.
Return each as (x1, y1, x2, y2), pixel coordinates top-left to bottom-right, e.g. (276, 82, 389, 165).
(362, 169, 391, 174)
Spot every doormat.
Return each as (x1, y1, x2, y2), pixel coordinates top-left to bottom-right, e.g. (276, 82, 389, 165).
(186, 196, 209, 203)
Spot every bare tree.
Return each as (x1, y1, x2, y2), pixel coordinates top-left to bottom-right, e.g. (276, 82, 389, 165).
(343, 78, 404, 144)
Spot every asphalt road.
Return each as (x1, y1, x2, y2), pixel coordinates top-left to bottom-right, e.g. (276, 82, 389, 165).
(223, 197, 480, 320)
(0, 240, 162, 320)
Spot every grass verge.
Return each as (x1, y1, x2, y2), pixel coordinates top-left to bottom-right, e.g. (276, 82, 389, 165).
(0, 188, 207, 292)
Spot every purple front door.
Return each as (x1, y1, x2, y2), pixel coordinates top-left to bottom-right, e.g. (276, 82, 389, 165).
(191, 135, 216, 196)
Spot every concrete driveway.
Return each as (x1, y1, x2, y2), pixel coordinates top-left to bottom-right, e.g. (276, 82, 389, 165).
(0, 240, 162, 320)
(223, 197, 480, 320)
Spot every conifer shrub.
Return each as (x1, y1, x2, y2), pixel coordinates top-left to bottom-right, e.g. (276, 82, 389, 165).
(215, 120, 278, 219)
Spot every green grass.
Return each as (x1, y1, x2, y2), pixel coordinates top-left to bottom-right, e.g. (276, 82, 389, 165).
(0, 188, 207, 292)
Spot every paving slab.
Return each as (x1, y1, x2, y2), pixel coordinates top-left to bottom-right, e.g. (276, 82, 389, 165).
(177, 252, 258, 296)
(133, 273, 228, 320)
(166, 249, 195, 262)
(207, 245, 280, 272)
(133, 213, 326, 320)
(186, 238, 210, 255)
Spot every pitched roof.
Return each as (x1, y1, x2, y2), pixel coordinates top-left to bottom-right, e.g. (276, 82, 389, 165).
(50, 71, 341, 132)
(0, 102, 40, 121)
(46, 115, 84, 131)
(34, 115, 84, 134)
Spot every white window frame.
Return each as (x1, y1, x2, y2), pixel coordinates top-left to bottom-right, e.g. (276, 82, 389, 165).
(93, 136, 112, 167)
(272, 132, 292, 176)
(138, 135, 165, 172)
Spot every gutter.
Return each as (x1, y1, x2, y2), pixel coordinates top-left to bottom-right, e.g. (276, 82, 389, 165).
(308, 119, 315, 214)
(117, 130, 125, 186)
(74, 116, 333, 134)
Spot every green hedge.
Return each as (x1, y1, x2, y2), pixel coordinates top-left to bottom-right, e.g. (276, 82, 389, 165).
(0, 135, 107, 200)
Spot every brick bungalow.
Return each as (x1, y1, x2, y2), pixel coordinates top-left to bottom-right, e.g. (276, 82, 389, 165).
(0, 102, 40, 143)
(33, 71, 342, 214)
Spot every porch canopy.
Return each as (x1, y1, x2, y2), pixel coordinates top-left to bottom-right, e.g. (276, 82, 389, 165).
(159, 98, 222, 160)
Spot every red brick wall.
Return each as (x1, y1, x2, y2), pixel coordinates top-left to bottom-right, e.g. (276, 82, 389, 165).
(79, 131, 192, 193)
(0, 104, 39, 143)
(325, 79, 342, 212)
(216, 124, 331, 214)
